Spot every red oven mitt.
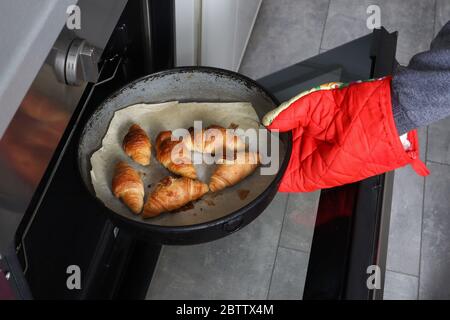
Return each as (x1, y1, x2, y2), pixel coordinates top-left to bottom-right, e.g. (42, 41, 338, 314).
(263, 77, 429, 192)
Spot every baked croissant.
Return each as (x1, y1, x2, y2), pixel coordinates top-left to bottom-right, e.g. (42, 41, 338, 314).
(112, 161, 144, 214)
(143, 176, 209, 218)
(123, 124, 152, 166)
(209, 151, 260, 192)
(184, 125, 246, 154)
(155, 130, 197, 179)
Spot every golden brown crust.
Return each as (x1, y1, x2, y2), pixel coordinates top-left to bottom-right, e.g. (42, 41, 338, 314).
(123, 124, 152, 166)
(112, 161, 144, 214)
(142, 176, 209, 217)
(184, 125, 246, 154)
(155, 130, 197, 179)
(209, 151, 260, 192)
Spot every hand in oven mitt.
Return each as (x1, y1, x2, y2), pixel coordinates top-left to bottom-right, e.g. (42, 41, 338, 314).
(262, 77, 429, 193)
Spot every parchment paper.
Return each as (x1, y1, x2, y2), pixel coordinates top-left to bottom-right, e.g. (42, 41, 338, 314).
(90, 101, 276, 226)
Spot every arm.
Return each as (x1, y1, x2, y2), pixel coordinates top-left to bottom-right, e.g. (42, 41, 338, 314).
(392, 21, 450, 134)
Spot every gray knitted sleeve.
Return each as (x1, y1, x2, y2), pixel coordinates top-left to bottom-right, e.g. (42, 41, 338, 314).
(392, 21, 450, 134)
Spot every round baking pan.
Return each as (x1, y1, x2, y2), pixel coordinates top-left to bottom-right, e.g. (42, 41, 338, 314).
(78, 67, 292, 245)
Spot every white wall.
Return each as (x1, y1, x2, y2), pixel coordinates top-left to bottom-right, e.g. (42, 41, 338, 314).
(175, 0, 262, 71)
(175, 0, 199, 66)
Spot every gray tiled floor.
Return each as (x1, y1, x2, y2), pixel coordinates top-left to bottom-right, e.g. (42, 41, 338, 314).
(239, 0, 330, 79)
(386, 121, 450, 299)
(386, 166, 424, 276)
(435, 0, 450, 35)
(427, 117, 450, 165)
(383, 271, 419, 300)
(279, 192, 320, 252)
(418, 126, 428, 161)
(321, 0, 436, 65)
(420, 162, 450, 299)
(267, 247, 309, 300)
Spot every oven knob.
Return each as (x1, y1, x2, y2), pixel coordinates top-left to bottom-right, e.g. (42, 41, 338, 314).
(65, 38, 102, 86)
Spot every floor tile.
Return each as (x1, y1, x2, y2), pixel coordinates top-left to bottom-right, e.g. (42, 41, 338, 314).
(321, 0, 371, 50)
(239, 0, 330, 80)
(279, 191, 320, 253)
(386, 166, 424, 276)
(234, 0, 263, 70)
(383, 270, 418, 300)
(435, 0, 450, 35)
(146, 193, 288, 300)
(419, 162, 450, 299)
(321, 0, 435, 65)
(427, 117, 450, 165)
(267, 247, 309, 300)
(418, 126, 428, 161)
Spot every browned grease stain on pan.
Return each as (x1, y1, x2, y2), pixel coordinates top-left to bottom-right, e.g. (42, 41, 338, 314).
(171, 202, 195, 213)
(237, 189, 250, 200)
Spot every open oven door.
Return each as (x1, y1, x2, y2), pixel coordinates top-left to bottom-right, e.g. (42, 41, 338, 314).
(257, 27, 398, 300)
